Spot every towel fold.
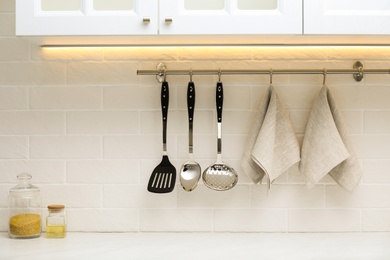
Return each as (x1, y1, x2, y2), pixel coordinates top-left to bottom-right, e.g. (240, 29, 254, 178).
(299, 85, 362, 192)
(241, 85, 300, 187)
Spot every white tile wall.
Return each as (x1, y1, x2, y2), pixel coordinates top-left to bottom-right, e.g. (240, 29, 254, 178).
(1, 2, 390, 233)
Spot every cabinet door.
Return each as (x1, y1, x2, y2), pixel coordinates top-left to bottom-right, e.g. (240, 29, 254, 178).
(16, 0, 157, 36)
(159, 0, 302, 35)
(305, 0, 390, 34)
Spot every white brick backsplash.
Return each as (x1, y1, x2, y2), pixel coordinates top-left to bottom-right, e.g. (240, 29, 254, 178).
(1, 20, 390, 234)
(362, 210, 390, 232)
(0, 62, 66, 86)
(0, 136, 28, 159)
(214, 209, 287, 232)
(30, 86, 102, 110)
(67, 62, 139, 86)
(331, 85, 390, 109)
(0, 38, 29, 61)
(0, 14, 15, 36)
(364, 110, 390, 134)
(288, 209, 361, 232)
(0, 111, 65, 134)
(351, 135, 390, 159)
(41, 184, 102, 208)
(0, 0, 15, 12)
(0, 87, 28, 110)
(103, 135, 177, 159)
(0, 209, 8, 231)
(251, 185, 325, 209)
(67, 160, 139, 184)
(177, 185, 251, 208)
(342, 110, 364, 135)
(67, 209, 139, 232)
(67, 111, 139, 134)
(104, 86, 162, 110)
(253, 47, 328, 60)
(326, 185, 390, 208)
(0, 160, 65, 183)
(30, 136, 102, 159)
(103, 185, 176, 208)
(0, 184, 12, 207)
(363, 160, 390, 183)
(140, 209, 213, 232)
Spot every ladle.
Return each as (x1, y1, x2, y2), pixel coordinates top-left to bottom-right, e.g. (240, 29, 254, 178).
(180, 80, 201, 191)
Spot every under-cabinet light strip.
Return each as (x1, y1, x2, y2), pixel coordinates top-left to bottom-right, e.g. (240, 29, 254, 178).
(41, 43, 390, 48)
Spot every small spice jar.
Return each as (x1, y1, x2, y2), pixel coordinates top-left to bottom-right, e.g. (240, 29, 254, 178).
(8, 173, 41, 239)
(46, 204, 66, 238)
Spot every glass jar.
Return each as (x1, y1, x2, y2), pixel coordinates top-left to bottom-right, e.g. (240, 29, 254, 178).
(46, 204, 66, 238)
(8, 173, 41, 239)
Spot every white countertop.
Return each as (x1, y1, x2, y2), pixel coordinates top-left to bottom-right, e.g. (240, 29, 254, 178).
(1, 232, 390, 260)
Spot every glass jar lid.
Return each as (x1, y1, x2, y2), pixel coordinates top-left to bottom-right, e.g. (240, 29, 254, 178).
(9, 173, 40, 194)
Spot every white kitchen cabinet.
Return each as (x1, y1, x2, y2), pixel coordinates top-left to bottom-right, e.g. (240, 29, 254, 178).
(16, 0, 158, 36)
(304, 0, 390, 34)
(159, 0, 302, 35)
(16, 0, 302, 36)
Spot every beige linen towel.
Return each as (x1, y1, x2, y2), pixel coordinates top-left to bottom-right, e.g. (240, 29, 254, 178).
(241, 85, 300, 186)
(299, 85, 362, 192)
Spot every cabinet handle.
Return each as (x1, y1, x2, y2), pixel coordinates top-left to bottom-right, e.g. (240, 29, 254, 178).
(143, 17, 151, 23)
(165, 17, 173, 23)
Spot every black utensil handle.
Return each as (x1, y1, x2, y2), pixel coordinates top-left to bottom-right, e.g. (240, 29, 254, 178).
(216, 81, 223, 123)
(161, 81, 169, 145)
(187, 81, 195, 123)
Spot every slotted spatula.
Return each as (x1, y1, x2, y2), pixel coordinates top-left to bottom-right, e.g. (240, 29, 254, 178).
(147, 81, 176, 193)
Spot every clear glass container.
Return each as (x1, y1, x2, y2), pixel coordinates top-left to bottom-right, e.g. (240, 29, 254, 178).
(46, 204, 66, 238)
(8, 173, 41, 239)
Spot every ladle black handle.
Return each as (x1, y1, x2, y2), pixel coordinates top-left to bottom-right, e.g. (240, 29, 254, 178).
(161, 81, 169, 146)
(187, 81, 195, 123)
(216, 82, 223, 123)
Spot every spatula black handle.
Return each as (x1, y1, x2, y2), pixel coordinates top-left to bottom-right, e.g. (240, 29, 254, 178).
(161, 81, 169, 146)
(216, 81, 223, 123)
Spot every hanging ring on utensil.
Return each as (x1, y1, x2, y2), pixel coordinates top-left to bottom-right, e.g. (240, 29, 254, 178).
(269, 69, 273, 85)
(218, 68, 222, 82)
(189, 69, 193, 82)
(323, 68, 327, 85)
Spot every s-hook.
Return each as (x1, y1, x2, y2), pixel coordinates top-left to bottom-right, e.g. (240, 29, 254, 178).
(189, 69, 193, 82)
(323, 68, 327, 85)
(269, 69, 273, 85)
(218, 68, 222, 82)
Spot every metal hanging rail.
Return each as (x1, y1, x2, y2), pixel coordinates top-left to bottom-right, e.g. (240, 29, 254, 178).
(137, 61, 390, 83)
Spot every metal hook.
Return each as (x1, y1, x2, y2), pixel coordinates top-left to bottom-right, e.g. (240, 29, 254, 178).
(189, 69, 193, 82)
(323, 68, 327, 85)
(218, 68, 222, 82)
(163, 70, 167, 82)
(269, 69, 273, 85)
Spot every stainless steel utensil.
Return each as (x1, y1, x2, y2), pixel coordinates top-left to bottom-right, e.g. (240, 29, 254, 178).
(147, 81, 176, 193)
(202, 81, 238, 191)
(180, 81, 201, 191)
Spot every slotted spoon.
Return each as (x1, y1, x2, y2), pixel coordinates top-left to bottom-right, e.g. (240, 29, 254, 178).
(147, 81, 176, 193)
(202, 81, 238, 191)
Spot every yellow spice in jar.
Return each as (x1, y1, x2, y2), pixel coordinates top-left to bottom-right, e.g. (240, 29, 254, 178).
(9, 214, 41, 237)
